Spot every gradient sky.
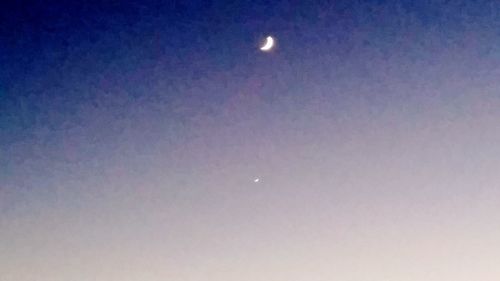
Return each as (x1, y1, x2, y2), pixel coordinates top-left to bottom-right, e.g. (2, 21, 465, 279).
(2, 1, 500, 280)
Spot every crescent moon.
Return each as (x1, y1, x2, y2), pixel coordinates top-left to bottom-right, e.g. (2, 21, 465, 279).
(260, 36, 275, 51)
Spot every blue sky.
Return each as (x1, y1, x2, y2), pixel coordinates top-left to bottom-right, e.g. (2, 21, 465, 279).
(2, 1, 500, 280)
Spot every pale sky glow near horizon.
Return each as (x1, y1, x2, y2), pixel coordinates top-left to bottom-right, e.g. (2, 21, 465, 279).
(2, 1, 500, 280)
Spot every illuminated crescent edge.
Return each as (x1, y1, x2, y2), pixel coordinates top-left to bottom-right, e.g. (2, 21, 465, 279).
(260, 36, 274, 51)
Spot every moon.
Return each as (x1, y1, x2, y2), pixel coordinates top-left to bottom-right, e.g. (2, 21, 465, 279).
(260, 36, 275, 51)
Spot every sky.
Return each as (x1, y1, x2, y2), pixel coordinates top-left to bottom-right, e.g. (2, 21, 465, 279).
(1, 1, 500, 280)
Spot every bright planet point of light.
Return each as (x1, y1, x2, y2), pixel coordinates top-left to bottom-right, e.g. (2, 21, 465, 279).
(254, 178, 260, 183)
(260, 36, 274, 51)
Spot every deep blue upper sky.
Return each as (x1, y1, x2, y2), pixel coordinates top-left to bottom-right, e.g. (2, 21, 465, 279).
(2, 0, 498, 88)
(1, 0, 499, 146)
